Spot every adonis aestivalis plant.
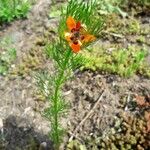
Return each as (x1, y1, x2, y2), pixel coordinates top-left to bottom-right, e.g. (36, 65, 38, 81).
(37, 0, 104, 149)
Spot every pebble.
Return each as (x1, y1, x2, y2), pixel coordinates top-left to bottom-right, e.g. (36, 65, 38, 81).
(39, 142, 47, 150)
(0, 118, 3, 129)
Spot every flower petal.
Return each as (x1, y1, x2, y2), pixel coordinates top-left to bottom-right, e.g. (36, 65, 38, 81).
(65, 32, 72, 42)
(76, 21, 81, 30)
(82, 34, 96, 43)
(70, 42, 81, 53)
(67, 16, 76, 31)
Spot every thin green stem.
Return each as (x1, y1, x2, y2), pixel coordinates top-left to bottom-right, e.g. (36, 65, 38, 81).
(53, 49, 71, 149)
(53, 83, 60, 149)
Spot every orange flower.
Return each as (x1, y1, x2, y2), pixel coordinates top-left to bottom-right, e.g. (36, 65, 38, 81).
(65, 16, 96, 53)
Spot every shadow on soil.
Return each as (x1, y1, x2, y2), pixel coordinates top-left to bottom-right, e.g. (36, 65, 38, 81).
(0, 115, 53, 150)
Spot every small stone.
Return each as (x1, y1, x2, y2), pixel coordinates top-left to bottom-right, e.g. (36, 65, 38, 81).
(23, 107, 31, 115)
(39, 142, 47, 150)
(0, 118, 3, 129)
(35, 37, 45, 46)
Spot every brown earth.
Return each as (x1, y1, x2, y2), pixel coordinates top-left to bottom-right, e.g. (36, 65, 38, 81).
(0, 0, 150, 150)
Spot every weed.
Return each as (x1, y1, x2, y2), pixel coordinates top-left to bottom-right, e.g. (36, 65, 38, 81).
(127, 18, 140, 34)
(105, 15, 141, 36)
(87, 111, 150, 150)
(11, 47, 45, 77)
(95, 0, 127, 17)
(49, 2, 66, 18)
(139, 64, 150, 78)
(80, 45, 149, 77)
(0, 0, 31, 23)
(133, 0, 150, 6)
(0, 38, 16, 75)
(136, 35, 146, 43)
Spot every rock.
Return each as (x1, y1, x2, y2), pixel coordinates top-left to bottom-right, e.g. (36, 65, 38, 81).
(0, 118, 3, 129)
(39, 142, 47, 150)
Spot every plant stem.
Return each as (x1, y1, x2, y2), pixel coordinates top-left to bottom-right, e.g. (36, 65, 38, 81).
(53, 49, 71, 149)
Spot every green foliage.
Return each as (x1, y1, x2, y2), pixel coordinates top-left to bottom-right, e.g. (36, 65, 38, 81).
(133, 0, 150, 5)
(95, 0, 127, 17)
(36, 0, 104, 149)
(0, 38, 16, 75)
(95, 0, 150, 18)
(49, 3, 66, 18)
(83, 111, 150, 150)
(127, 18, 140, 34)
(105, 16, 141, 36)
(45, 40, 84, 71)
(35, 71, 54, 98)
(138, 63, 150, 78)
(81, 45, 148, 77)
(67, 140, 87, 150)
(37, 49, 72, 148)
(44, 45, 75, 148)
(0, 0, 30, 23)
(58, 0, 104, 38)
(119, 0, 150, 7)
(11, 46, 45, 77)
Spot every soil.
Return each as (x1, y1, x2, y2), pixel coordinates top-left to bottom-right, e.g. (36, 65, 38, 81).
(0, 0, 150, 150)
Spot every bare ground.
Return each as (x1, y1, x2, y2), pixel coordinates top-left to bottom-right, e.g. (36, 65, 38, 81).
(0, 0, 150, 150)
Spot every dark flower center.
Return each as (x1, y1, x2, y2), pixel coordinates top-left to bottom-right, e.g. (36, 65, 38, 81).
(70, 29, 85, 44)
(73, 40, 78, 45)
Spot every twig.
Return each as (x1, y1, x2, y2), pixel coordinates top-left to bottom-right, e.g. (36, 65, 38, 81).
(102, 31, 124, 38)
(69, 90, 105, 141)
